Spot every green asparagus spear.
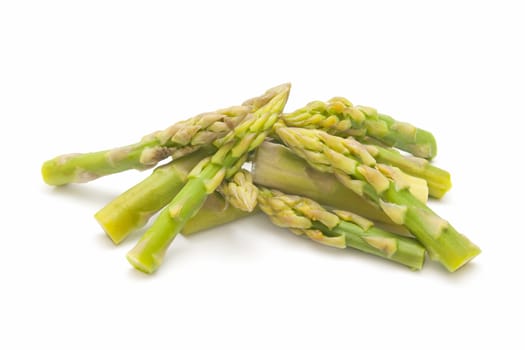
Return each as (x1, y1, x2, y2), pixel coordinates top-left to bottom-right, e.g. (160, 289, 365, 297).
(94, 147, 215, 244)
(41, 84, 291, 186)
(281, 97, 437, 159)
(276, 127, 480, 272)
(257, 187, 425, 270)
(252, 141, 409, 232)
(126, 83, 291, 273)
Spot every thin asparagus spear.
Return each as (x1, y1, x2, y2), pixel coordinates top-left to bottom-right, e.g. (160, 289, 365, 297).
(41, 84, 289, 186)
(281, 97, 437, 159)
(126, 83, 291, 273)
(95, 147, 215, 244)
(257, 187, 425, 270)
(276, 127, 480, 272)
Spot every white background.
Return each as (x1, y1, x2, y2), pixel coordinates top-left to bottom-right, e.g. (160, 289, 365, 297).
(1, 1, 524, 349)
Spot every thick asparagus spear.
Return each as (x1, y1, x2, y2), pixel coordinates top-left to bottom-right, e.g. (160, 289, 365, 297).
(94, 147, 215, 244)
(126, 83, 290, 273)
(257, 187, 425, 270)
(252, 141, 408, 231)
(281, 97, 437, 159)
(41, 85, 290, 186)
(276, 127, 480, 272)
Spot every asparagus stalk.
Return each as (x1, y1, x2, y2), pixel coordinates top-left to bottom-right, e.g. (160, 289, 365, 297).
(257, 187, 425, 270)
(126, 83, 291, 273)
(94, 147, 215, 244)
(252, 141, 407, 230)
(362, 144, 451, 198)
(276, 127, 480, 272)
(41, 84, 290, 186)
(281, 97, 437, 159)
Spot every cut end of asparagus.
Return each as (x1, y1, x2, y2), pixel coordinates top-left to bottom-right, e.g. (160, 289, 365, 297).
(94, 210, 131, 245)
(429, 172, 452, 199)
(414, 129, 438, 160)
(441, 243, 481, 272)
(126, 248, 160, 274)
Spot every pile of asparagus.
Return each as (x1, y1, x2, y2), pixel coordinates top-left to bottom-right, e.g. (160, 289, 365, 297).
(42, 84, 480, 274)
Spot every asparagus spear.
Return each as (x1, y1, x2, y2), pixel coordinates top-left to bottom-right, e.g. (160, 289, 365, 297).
(276, 127, 480, 272)
(257, 187, 425, 270)
(281, 97, 437, 159)
(363, 143, 451, 198)
(252, 141, 409, 232)
(41, 85, 290, 186)
(126, 83, 291, 273)
(184, 171, 423, 269)
(95, 147, 215, 244)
